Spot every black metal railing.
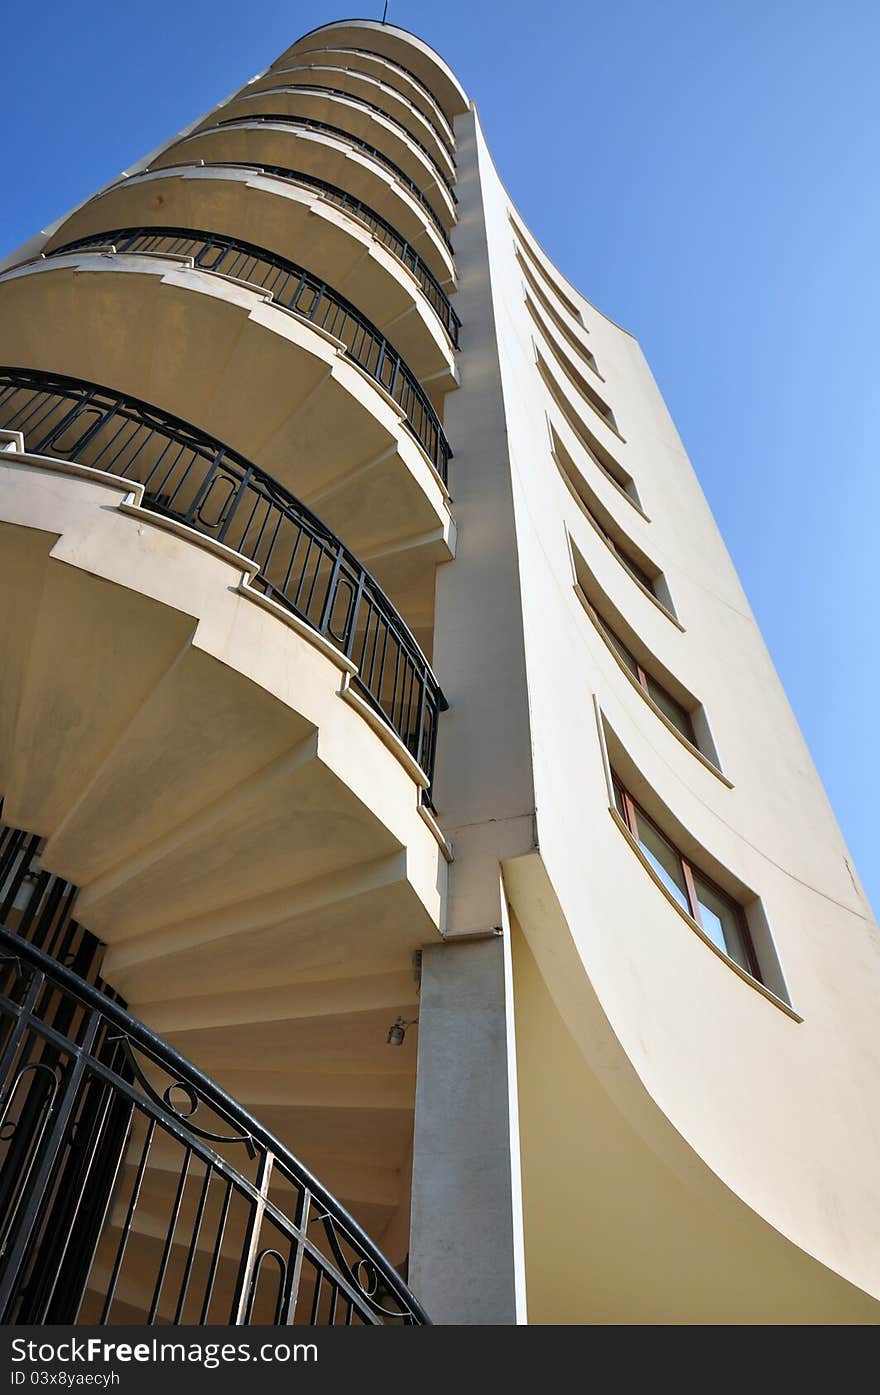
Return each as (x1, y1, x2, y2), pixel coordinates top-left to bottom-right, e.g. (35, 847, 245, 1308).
(111, 163, 460, 346)
(212, 114, 455, 254)
(0, 820, 134, 1321)
(273, 59, 456, 162)
(0, 925, 429, 1324)
(0, 819, 110, 996)
(242, 85, 457, 200)
(0, 369, 445, 786)
(48, 227, 451, 478)
(296, 44, 456, 150)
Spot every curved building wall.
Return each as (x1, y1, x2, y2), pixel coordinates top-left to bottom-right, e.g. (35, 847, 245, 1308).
(457, 108, 880, 1318)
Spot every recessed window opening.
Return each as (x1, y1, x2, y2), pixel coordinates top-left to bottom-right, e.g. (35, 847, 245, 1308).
(518, 253, 597, 366)
(508, 215, 585, 322)
(538, 327, 617, 430)
(595, 611, 695, 746)
(551, 424, 673, 610)
(612, 773, 761, 981)
(537, 350, 638, 505)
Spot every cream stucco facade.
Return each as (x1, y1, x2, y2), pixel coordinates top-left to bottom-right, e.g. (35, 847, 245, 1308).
(0, 18, 877, 1327)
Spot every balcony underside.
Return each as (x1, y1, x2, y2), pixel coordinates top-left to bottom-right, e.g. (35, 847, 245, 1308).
(241, 64, 456, 183)
(202, 89, 456, 231)
(276, 22, 470, 128)
(268, 47, 456, 153)
(45, 170, 458, 394)
(152, 123, 455, 287)
(0, 457, 447, 1256)
(0, 258, 452, 648)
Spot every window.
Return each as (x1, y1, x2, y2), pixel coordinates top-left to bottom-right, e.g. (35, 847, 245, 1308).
(612, 775, 761, 980)
(596, 523, 656, 595)
(539, 328, 618, 431)
(519, 255, 599, 370)
(592, 609, 696, 747)
(509, 217, 585, 322)
(537, 350, 639, 504)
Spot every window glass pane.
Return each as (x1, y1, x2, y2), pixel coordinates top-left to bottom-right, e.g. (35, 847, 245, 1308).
(619, 551, 655, 594)
(596, 615, 639, 679)
(612, 780, 628, 821)
(693, 875, 753, 973)
(635, 812, 690, 913)
(646, 678, 694, 744)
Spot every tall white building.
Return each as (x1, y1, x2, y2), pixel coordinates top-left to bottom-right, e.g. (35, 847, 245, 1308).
(0, 18, 878, 1325)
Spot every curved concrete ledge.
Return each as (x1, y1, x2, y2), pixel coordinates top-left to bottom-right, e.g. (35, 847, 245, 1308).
(45, 167, 459, 389)
(269, 45, 456, 152)
(152, 121, 455, 287)
(243, 63, 456, 182)
(0, 453, 445, 932)
(276, 20, 470, 124)
(0, 255, 454, 621)
(205, 87, 457, 229)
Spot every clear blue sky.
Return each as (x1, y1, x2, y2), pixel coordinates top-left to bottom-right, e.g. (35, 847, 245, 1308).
(2, 2, 878, 909)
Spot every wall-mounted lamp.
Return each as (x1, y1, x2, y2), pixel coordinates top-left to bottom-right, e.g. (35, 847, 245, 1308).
(386, 1016, 418, 1046)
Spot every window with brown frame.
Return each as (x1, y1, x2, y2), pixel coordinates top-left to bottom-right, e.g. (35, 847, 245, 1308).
(612, 774, 761, 980)
(591, 609, 696, 747)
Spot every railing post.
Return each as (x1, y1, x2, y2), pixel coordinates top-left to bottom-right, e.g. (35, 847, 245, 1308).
(344, 572, 367, 662)
(231, 1149, 272, 1325)
(317, 547, 345, 638)
(0, 1007, 100, 1322)
(216, 465, 252, 543)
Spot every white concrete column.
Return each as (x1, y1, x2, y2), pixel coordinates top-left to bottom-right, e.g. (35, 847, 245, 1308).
(408, 929, 525, 1324)
(406, 107, 533, 1325)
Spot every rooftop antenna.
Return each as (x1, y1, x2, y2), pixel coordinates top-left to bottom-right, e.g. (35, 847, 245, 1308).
(381, 1, 389, 22)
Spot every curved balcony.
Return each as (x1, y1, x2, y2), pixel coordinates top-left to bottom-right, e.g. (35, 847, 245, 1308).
(0, 367, 445, 784)
(158, 115, 455, 265)
(277, 46, 457, 156)
(47, 164, 459, 353)
(245, 65, 456, 182)
(0, 925, 429, 1324)
(42, 229, 451, 481)
(0, 250, 454, 642)
(213, 84, 456, 206)
(204, 87, 457, 231)
(0, 443, 444, 1256)
(276, 21, 470, 130)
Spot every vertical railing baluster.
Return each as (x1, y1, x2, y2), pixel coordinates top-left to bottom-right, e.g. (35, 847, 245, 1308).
(198, 1176, 233, 1325)
(97, 1110, 148, 1322)
(0, 1006, 99, 1322)
(231, 1151, 271, 1324)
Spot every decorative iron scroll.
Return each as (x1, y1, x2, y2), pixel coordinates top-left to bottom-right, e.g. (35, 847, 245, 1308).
(0, 925, 429, 1325)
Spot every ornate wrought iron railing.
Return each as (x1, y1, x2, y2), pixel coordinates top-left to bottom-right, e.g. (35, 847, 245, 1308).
(295, 43, 456, 153)
(47, 227, 451, 479)
(211, 114, 455, 253)
(0, 368, 445, 786)
(241, 85, 457, 201)
(0, 924, 429, 1325)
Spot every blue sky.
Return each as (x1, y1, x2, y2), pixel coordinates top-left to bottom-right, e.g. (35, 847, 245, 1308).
(2, 2, 878, 910)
